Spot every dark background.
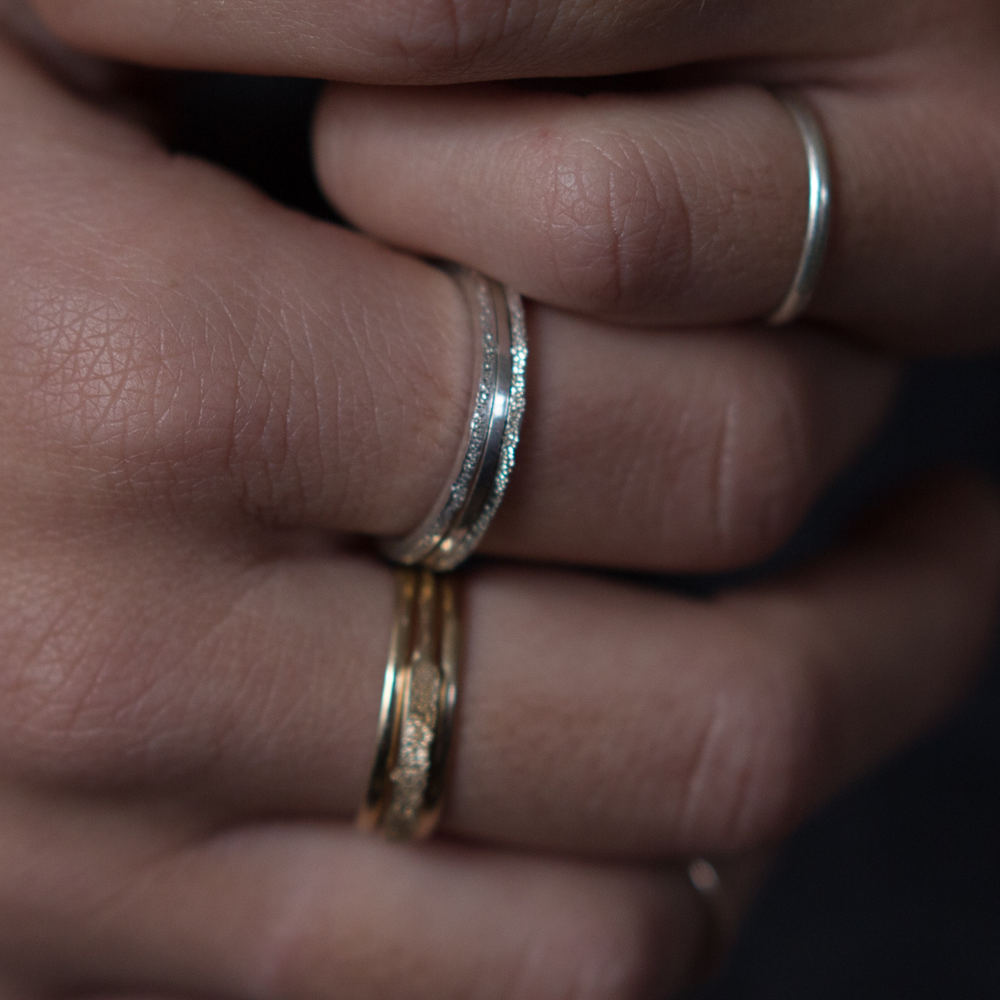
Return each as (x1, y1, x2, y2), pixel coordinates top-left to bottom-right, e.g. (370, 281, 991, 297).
(164, 73, 1000, 998)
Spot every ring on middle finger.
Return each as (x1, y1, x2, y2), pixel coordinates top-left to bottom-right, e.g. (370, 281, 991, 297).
(379, 265, 528, 571)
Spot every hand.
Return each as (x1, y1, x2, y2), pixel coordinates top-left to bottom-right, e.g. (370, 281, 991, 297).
(0, 11, 998, 1000)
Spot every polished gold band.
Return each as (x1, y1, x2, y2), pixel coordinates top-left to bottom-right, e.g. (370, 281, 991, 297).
(358, 568, 460, 841)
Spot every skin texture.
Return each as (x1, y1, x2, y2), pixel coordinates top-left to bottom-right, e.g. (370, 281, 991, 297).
(0, 1, 997, 997)
(30, 0, 1000, 347)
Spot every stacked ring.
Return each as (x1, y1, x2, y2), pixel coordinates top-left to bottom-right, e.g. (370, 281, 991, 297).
(379, 265, 528, 571)
(358, 568, 460, 841)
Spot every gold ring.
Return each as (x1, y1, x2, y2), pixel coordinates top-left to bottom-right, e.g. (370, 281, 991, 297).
(688, 858, 735, 979)
(358, 568, 460, 841)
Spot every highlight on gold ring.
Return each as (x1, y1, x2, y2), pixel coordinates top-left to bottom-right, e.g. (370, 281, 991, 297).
(358, 568, 460, 841)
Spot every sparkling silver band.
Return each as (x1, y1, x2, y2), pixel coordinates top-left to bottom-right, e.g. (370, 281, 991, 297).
(357, 568, 460, 841)
(379, 265, 528, 571)
(767, 90, 832, 326)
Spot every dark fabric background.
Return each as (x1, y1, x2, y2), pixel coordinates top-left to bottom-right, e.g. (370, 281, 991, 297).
(164, 73, 1000, 998)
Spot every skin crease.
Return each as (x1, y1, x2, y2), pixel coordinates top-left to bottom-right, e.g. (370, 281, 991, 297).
(24, 0, 981, 81)
(0, 2, 997, 998)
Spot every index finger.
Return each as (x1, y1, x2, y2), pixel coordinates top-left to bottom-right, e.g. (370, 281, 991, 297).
(31, 0, 921, 84)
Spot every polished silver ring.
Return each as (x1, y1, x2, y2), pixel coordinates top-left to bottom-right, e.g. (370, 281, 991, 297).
(767, 90, 832, 326)
(379, 265, 527, 571)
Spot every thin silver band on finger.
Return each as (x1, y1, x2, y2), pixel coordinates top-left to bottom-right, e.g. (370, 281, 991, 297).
(688, 858, 731, 979)
(767, 90, 832, 326)
(379, 265, 528, 571)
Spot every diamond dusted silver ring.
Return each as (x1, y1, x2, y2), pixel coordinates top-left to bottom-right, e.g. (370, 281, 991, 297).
(379, 265, 527, 571)
(767, 90, 832, 326)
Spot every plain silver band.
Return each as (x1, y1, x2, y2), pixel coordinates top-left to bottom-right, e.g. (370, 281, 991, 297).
(379, 265, 528, 571)
(767, 90, 832, 326)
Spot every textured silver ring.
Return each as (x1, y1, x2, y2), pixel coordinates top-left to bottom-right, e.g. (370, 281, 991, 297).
(379, 265, 527, 571)
(767, 90, 832, 326)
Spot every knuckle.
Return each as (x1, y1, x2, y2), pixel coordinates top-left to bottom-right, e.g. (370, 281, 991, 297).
(534, 129, 691, 314)
(676, 623, 826, 850)
(499, 891, 672, 1000)
(383, 0, 530, 77)
(702, 348, 816, 565)
(2, 232, 318, 521)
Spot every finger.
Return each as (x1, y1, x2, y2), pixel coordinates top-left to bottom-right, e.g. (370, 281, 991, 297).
(314, 79, 1000, 343)
(30, 0, 934, 83)
(0, 41, 898, 572)
(3, 475, 997, 860)
(456, 474, 1000, 854)
(0, 793, 712, 1000)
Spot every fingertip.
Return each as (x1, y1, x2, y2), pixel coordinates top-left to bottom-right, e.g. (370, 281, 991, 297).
(781, 328, 900, 490)
(854, 468, 1000, 581)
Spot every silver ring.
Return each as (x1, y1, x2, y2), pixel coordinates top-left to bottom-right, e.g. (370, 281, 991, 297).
(379, 265, 528, 571)
(767, 90, 832, 326)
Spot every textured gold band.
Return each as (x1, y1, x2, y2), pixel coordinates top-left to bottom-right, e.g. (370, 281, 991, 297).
(358, 568, 460, 841)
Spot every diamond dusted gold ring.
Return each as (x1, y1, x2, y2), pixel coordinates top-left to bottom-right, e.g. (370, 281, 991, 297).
(767, 90, 832, 327)
(358, 568, 460, 841)
(379, 265, 527, 571)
